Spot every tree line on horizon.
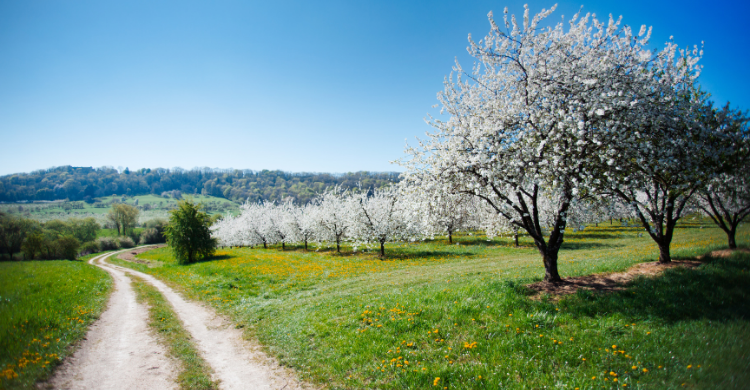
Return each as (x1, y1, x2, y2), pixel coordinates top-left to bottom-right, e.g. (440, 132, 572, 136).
(0, 166, 400, 205)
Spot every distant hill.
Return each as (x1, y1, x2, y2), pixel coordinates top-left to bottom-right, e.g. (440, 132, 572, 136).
(0, 166, 401, 205)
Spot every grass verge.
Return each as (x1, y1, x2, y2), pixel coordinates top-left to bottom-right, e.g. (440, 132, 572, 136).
(0, 258, 111, 390)
(129, 275, 218, 390)
(112, 221, 750, 389)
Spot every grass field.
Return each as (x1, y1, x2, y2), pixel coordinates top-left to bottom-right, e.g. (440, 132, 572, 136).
(110, 219, 750, 389)
(0, 254, 112, 390)
(0, 194, 239, 225)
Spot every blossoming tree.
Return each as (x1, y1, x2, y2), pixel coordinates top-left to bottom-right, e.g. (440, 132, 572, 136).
(399, 5, 697, 281)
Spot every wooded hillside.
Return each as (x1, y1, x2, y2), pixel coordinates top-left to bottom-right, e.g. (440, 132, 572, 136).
(0, 166, 400, 204)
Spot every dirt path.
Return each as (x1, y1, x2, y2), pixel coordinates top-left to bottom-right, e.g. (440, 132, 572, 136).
(45, 249, 307, 390)
(102, 255, 306, 390)
(44, 250, 178, 390)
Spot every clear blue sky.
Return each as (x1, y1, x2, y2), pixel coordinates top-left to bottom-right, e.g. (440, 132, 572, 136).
(1, 0, 748, 176)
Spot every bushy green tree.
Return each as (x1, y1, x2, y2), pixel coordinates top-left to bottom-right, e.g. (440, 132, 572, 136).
(107, 203, 139, 236)
(164, 200, 216, 264)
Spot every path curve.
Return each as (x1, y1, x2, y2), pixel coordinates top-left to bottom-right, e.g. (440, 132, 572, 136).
(45, 249, 178, 390)
(101, 248, 305, 390)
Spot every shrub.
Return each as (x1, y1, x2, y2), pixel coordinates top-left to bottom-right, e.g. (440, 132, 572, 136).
(96, 236, 120, 251)
(79, 241, 100, 255)
(139, 228, 164, 244)
(55, 235, 80, 260)
(117, 236, 135, 249)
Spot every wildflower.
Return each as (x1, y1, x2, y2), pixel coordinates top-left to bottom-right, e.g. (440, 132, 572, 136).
(687, 365, 692, 369)
(433, 377, 440, 386)
(642, 368, 648, 373)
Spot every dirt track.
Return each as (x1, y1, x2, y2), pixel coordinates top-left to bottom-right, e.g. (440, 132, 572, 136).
(45, 249, 306, 390)
(44, 250, 177, 389)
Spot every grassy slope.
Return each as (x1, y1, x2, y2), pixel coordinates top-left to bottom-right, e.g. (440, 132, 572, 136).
(0, 255, 112, 390)
(0, 194, 238, 222)
(112, 220, 750, 389)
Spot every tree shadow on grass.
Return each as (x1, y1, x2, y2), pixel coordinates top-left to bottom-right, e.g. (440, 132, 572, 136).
(192, 254, 233, 264)
(557, 251, 750, 323)
(560, 241, 619, 250)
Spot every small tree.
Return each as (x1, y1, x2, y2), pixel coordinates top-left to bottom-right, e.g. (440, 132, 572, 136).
(107, 203, 139, 236)
(165, 200, 216, 264)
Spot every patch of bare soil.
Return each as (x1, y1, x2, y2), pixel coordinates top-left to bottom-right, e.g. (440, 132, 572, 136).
(527, 259, 703, 300)
(697, 247, 750, 259)
(117, 244, 166, 267)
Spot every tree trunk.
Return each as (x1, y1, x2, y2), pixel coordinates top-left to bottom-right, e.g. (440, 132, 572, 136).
(448, 230, 453, 244)
(657, 240, 671, 263)
(304, 239, 308, 250)
(282, 242, 285, 250)
(541, 251, 562, 282)
(380, 241, 385, 259)
(514, 233, 519, 247)
(263, 242, 267, 249)
(336, 239, 341, 253)
(728, 228, 737, 249)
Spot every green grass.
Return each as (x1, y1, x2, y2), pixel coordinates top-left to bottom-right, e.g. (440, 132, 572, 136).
(129, 276, 218, 390)
(111, 220, 750, 389)
(0, 258, 112, 390)
(96, 228, 146, 238)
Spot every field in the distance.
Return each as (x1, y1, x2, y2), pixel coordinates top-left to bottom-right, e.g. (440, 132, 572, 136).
(111, 220, 750, 389)
(0, 194, 239, 224)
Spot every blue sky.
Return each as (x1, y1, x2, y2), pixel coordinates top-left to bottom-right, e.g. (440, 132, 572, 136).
(1, 0, 748, 176)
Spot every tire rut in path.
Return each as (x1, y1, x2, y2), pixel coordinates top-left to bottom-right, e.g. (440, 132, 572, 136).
(101, 250, 306, 390)
(45, 250, 178, 390)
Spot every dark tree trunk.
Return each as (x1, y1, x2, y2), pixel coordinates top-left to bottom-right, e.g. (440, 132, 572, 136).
(336, 239, 341, 253)
(541, 251, 562, 282)
(304, 239, 308, 250)
(728, 229, 737, 249)
(657, 240, 671, 263)
(263, 242, 267, 249)
(380, 241, 385, 259)
(281, 242, 285, 250)
(448, 230, 453, 244)
(514, 233, 519, 247)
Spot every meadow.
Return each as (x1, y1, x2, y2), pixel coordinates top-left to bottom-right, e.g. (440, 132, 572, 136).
(0, 254, 112, 390)
(110, 219, 750, 389)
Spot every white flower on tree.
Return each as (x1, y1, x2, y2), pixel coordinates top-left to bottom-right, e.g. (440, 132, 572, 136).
(312, 186, 354, 253)
(401, 178, 478, 244)
(349, 186, 419, 258)
(694, 105, 750, 249)
(399, 5, 672, 281)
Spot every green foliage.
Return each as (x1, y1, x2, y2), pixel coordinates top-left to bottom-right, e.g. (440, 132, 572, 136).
(117, 236, 135, 249)
(96, 236, 120, 251)
(107, 203, 138, 236)
(0, 260, 111, 389)
(165, 200, 216, 264)
(0, 165, 399, 205)
(118, 222, 749, 389)
(55, 235, 80, 260)
(140, 219, 168, 244)
(79, 241, 100, 255)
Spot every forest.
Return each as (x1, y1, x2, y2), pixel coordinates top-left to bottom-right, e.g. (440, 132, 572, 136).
(0, 166, 400, 204)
